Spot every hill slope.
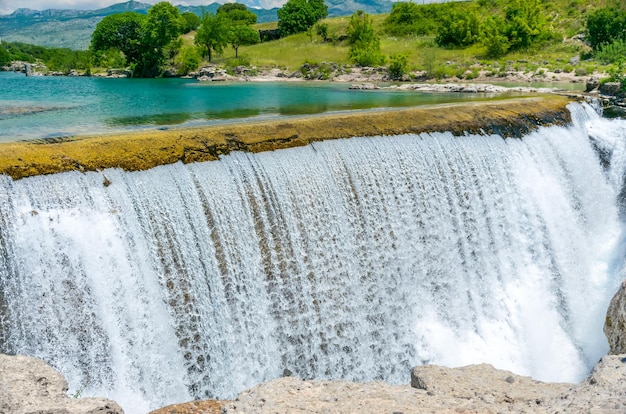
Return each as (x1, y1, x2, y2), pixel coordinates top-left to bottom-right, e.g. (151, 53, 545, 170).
(0, 0, 392, 50)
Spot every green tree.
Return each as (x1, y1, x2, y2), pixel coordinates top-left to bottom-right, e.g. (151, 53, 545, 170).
(217, 3, 257, 25)
(229, 24, 260, 58)
(347, 10, 385, 67)
(195, 12, 229, 62)
(176, 45, 202, 75)
(135, 2, 184, 77)
(181, 11, 201, 33)
(504, 0, 547, 49)
(482, 15, 510, 58)
(587, 7, 626, 50)
(436, 9, 480, 47)
(277, 0, 328, 37)
(90, 12, 146, 64)
(90, 2, 183, 77)
(0, 44, 11, 66)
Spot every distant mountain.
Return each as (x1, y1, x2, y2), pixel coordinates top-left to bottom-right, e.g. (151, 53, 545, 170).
(0, 0, 392, 50)
(326, 0, 392, 16)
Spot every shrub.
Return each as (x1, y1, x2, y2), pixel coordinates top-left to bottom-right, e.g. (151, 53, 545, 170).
(587, 7, 626, 50)
(595, 39, 626, 65)
(388, 53, 409, 80)
(176, 46, 201, 75)
(436, 9, 480, 47)
(347, 11, 385, 67)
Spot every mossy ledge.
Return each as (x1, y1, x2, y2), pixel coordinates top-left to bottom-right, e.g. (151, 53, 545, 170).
(0, 96, 572, 180)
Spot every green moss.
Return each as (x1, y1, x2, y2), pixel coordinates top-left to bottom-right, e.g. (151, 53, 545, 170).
(0, 96, 572, 180)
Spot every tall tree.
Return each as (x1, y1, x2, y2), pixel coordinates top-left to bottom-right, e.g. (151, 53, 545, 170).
(90, 2, 183, 77)
(90, 12, 146, 64)
(138, 1, 184, 77)
(229, 24, 260, 58)
(195, 12, 229, 62)
(277, 0, 328, 37)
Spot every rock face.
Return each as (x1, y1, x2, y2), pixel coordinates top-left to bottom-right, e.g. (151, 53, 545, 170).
(223, 356, 626, 413)
(605, 280, 626, 354)
(0, 354, 124, 414)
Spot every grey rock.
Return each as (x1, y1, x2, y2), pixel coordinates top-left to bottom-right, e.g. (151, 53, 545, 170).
(605, 280, 626, 354)
(222, 356, 626, 413)
(0, 354, 123, 414)
(586, 76, 601, 92)
(569, 55, 581, 66)
(600, 82, 623, 97)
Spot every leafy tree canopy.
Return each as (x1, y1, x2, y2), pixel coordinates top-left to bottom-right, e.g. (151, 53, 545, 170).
(435, 8, 480, 47)
(195, 12, 230, 62)
(217, 3, 257, 25)
(90, 12, 146, 63)
(144, 2, 184, 50)
(91, 2, 184, 77)
(277, 0, 328, 37)
(228, 24, 260, 58)
(587, 7, 626, 50)
(181, 11, 201, 33)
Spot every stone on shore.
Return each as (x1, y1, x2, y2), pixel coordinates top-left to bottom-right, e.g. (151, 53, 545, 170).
(605, 279, 626, 354)
(0, 354, 123, 414)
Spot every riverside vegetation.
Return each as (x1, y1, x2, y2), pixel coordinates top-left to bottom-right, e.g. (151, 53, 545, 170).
(2, 0, 626, 86)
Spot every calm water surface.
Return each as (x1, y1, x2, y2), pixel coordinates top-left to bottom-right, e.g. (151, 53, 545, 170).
(1, 71, 505, 141)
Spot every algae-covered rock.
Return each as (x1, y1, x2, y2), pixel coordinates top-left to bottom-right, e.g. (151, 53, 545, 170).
(0, 96, 572, 180)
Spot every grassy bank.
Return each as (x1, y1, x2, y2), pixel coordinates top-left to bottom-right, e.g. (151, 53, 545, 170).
(197, 0, 617, 82)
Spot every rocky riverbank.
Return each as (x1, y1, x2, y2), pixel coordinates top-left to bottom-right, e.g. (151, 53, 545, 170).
(3, 278, 626, 414)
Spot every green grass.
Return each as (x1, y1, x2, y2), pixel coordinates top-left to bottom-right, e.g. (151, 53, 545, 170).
(181, 0, 615, 78)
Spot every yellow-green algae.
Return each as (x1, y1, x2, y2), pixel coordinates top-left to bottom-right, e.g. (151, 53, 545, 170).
(0, 96, 572, 180)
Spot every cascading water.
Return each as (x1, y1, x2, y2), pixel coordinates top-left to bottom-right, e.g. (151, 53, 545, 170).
(0, 102, 624, 413)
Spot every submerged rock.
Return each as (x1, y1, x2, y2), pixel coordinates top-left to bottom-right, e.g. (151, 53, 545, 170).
(0, 354, 123, 414)
(605, 280, 626, 354)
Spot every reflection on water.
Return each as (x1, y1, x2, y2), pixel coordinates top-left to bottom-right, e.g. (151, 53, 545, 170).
(108, 112, 193, 127)
(0, 71, 528, 141)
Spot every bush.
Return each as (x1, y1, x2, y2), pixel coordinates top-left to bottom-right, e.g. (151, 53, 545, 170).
(595, 39, 626, 65)
(383, 2, 450, 37)
(388, 53, 409, 80)
(176, 46, 201, 75)
(347, 11, 385, 67)
(436, 9, 480, 47)
(587, 7, 626, 50)
(0, 45, 10, 66)
(482, 16, 510, 58)
(315, 22, 329, 40)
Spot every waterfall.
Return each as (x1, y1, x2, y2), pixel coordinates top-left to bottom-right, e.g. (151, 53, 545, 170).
(0, 102, 624, 413)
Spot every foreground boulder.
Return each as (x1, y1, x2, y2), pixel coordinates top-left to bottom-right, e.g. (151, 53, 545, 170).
(221, 356, 626, 413)
(605, 280, 626, 354)
(0, 354, 123, 414)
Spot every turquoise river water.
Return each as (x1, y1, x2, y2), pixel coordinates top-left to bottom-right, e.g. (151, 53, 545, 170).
(0, 71, 510, 141)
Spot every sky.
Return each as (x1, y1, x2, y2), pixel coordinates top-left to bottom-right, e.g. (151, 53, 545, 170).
(0, 0, 288, 15)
